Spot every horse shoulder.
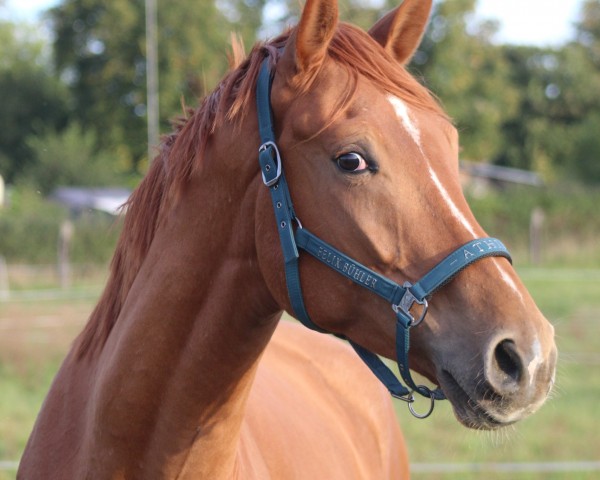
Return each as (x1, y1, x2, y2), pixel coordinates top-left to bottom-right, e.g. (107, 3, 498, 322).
(236, 320, 409, 479)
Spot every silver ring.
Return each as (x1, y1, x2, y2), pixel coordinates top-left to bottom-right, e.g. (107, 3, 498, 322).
(407, 386, 435, 419)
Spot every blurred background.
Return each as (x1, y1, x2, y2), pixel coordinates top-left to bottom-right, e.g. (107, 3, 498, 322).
(0, 0, 599, 478)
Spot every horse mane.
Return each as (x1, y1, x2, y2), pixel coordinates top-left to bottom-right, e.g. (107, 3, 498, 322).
(75, 23, 446, 359)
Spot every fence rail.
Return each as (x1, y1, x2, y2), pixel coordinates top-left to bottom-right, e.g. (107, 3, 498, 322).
(0, 262, 107, 302)
(2, 265, 600, 303)
(0, 461, 18, 471)
(2, 460, 600, 473)
(0, 286, 102, 302)
(518, 267, 600, 281)
(411, 461, 600, 474)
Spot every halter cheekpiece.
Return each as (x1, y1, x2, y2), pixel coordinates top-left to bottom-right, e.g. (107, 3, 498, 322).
(255, 58, 512, 418)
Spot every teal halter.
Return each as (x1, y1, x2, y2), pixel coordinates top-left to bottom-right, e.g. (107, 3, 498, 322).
(256, 58, 512, 418)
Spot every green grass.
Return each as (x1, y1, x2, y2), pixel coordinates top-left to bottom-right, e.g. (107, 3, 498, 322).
(0, 363, 57, 461)
(0, 268, 599, 478)
(398, 269, 600, 479)
(0, 299, 90, 478)
(0, 363, 63, 479)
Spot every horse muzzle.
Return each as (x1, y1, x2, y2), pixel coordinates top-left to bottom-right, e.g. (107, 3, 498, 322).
(438, 328, 558, 430)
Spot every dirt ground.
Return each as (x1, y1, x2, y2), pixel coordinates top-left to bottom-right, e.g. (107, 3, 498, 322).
(0, 300, 94, 369)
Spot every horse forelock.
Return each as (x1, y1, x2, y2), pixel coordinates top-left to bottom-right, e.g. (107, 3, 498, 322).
(328, 24, 446, 119)
(74, 24, 445, 359)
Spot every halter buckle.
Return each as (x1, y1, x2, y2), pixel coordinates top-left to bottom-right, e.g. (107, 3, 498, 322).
(392, 282, 428, 327)
(259, 141, 282, 187)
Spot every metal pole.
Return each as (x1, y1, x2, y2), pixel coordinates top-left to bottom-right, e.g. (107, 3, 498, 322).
(145, 0, 159, 163)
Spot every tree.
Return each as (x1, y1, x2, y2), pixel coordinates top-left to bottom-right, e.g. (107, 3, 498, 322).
(496, 0, 600, 183)
(0, 19, 70, 183)
(577, 0, 600, 66)
(262, 0, 399, 38)
(219, 0, 269, 44)
(414, 0, 518, 163)
(569, 112, 600, 182)
(50, 0, 235, 172)
(498, 44, 600, 179)
(565, 0, 600, 182)
(23, 122, 121, 194)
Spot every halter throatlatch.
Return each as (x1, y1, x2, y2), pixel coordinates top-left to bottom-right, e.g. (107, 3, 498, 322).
(256, 58, 512, 418)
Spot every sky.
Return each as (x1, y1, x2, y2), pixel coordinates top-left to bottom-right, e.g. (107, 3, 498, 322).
(2, 0, 587, 47)
(476, 0, 583, 46)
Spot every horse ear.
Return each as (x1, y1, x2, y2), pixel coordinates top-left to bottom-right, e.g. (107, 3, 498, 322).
(295, 0, 339, 73)
(368, 0, 432, 65)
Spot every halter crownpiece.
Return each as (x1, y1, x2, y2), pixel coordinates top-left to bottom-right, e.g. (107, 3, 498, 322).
(256, 58, 512, 418)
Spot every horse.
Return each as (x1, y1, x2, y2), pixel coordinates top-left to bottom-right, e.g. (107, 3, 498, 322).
(19, 0, 557, 477)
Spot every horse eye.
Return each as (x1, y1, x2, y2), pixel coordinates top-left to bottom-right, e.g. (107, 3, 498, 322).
(336, 152, 368, 173)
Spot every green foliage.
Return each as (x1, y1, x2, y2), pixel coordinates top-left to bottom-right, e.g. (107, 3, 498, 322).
(0, 19, 70, 183)
(265, 0, 398, 36)
(467, 184, 600, 266)
(577, 0, 600, 66)
(68, 212, 121, 264)
(0, 190, 64, 263)
(215, 0, 268, 50)
(569, 112, 600, 182)
(0, 187, 120, 264)
(22, 123, 122, 195)
(3, 0, 600, 196)
(415, 0, 519, 162)
(497, 43, 600, 182)
(406, 0, 600, 185)
(49, 0, 234, 171)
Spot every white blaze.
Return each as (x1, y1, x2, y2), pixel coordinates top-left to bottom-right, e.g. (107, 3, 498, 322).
(388, 95, 478, 237)
(493, 258, 524, 302)
(427, 165, 478, 238)
(387, 95, 422, 148)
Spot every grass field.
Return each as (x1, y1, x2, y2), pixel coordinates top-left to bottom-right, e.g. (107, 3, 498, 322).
(398, 268, 600, 479)
(0, 268, 599, 478)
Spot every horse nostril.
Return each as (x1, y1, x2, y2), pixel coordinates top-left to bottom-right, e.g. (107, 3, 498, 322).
(490, 339, 523, 391)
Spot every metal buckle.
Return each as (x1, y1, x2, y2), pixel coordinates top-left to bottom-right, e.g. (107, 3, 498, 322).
(259, 141, 282, 187)
(392, 282, 429, 327)
(391, 391, 414, 403)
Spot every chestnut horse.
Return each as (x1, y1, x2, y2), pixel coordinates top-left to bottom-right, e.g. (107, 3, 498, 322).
(19, 0, 557, 478)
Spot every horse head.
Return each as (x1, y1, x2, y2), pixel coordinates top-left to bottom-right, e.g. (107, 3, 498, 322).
(256, 0, 557, 429)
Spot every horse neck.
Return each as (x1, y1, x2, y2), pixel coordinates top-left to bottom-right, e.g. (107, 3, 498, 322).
(83, 114, 281, 477)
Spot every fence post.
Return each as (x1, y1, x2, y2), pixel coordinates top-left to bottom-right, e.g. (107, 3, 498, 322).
(58, 220, 74, 289)
(0, 173, 5, 208)
(530, 207, 545, 265)
(0, 255, 8, 301)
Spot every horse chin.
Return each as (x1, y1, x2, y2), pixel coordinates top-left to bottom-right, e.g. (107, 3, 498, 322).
(438, 370, 517, 431)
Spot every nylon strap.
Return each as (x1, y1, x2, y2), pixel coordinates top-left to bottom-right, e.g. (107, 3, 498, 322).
(296, 229, 512, 307)
(410, 238, 512, 301)
(257, 58, 326, 333)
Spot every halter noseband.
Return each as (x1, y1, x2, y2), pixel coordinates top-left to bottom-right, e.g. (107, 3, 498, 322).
(255, 58, 512, 418)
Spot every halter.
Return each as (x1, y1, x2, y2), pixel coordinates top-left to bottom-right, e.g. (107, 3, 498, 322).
(256, 58, 512, 418)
